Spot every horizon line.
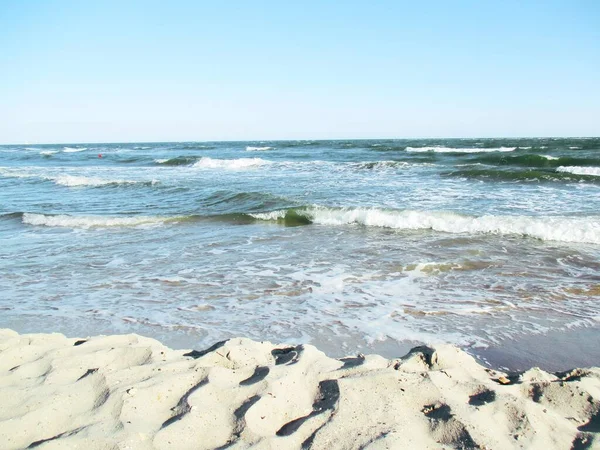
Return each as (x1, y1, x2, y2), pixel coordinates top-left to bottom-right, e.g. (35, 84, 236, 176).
(1, 136, 599, 146)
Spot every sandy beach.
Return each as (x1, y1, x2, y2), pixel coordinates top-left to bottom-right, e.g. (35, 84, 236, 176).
(1, 329, 598, 449)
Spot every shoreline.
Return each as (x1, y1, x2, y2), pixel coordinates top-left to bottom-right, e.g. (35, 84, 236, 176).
(1, 328, 598, 449)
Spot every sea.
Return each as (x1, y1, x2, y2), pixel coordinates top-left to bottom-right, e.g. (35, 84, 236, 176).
(1, 138, 599, 370)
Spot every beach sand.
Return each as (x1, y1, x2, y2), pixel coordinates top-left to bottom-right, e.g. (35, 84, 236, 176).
(1, 329, 599, 449)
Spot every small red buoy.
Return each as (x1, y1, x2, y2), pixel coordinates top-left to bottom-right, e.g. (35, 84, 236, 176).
(98, 154, 102, 158)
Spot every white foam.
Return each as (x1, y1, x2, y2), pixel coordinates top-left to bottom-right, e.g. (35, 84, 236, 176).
(63, 147, 88, 153)
(556, 166, 600, 177)
(569, 146, 581, 149)
(519, 146, 532, 150)
(192, 157, 271, 169)
(541, 155, 559, 160)
(245, 146, 273, 151)
(22, 213, 175, 229)
(23, 147, 42, 151)
(40, 151, 58, 156)
(255, 207, 600, 244)
(350, 161, 412, 170)
(154, 159, 169, 164)
(52, 175, 145, 187)
(250, 211, 288, 221)
(406, 146, 516, 153)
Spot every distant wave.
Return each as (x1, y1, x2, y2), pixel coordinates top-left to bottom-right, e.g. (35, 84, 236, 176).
(406, 146, 516, 153)
(556, 166, 600, 177)
(22, 213, 180, 229)
(246, 146, 273, 151)
(63, 147, 88, 153)
(250, 207, 600, 244)
(40, 151, 58, 156)
(192, 157, 271, 169)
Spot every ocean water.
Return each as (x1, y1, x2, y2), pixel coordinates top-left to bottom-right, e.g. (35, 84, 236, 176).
(1, 138, 599, 369)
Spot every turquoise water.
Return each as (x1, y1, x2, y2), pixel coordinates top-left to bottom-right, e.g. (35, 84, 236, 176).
(1, 138, 599, 367)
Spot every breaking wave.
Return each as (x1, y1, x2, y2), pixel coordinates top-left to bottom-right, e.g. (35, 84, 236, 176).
(556, 166, 600, 177)
(251, 207, 600, 244)
(22, 213, 181, 229)
(16, 206, 600, 243)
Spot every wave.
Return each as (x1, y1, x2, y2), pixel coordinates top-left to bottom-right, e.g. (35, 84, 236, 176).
(406, 146, 516, 153)
(22, 213, 181, 229)
(470, 153, 600, 168)
(350, 161, 410, 170)
(556, 166, 600, 177)
(63, 147, 88, 153)
(52, 175, 157, 187)
(251, 207, 600, 243)
(446, 168, 600, 183)
(192, 157, 271, 169)
(18, 207, 600, 243)
(246, 146, 273, 151)
(0, 169, 157, 187)
(40, 151, 58, 156)
(154, 156, 198, 166)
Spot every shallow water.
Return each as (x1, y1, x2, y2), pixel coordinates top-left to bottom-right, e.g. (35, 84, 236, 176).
(1, 138, 599, 369)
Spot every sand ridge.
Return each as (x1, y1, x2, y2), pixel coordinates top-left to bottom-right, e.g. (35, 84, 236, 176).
(0, 329, 598, 449)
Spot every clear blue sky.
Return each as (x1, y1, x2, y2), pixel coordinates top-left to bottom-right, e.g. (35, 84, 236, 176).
(1, 1, 598, 143)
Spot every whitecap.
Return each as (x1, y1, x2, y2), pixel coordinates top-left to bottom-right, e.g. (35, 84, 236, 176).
(40, 151, 58, 156)
(556, 166, 600, 177)
(246, 146, 273, 151)
(541, 155, 559, 160)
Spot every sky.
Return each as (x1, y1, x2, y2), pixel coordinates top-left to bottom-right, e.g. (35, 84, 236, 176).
(0, 1, 599, 143)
